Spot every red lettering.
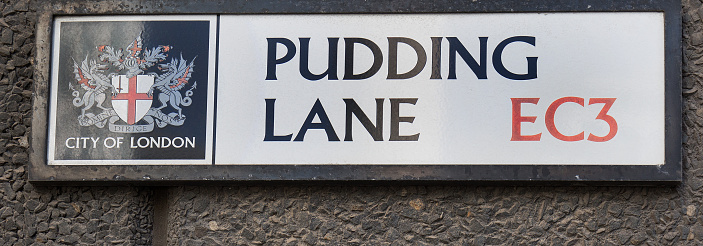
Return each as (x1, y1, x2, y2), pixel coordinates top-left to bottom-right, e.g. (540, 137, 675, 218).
(545, 97, 585, 141)
(511, 97, 618, 142)
(511, 98, 541, 141)
(587, 98, 618, 142)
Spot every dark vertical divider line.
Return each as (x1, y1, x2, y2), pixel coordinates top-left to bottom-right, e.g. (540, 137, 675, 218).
(212, 15, 221, 165)
(152, 187, 169, 246)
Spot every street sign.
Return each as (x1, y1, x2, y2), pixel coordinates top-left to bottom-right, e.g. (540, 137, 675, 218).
(31, 0, 681, 182)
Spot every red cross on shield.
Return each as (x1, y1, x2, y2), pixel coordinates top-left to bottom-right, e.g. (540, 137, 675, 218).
(111, 75, 154, 125)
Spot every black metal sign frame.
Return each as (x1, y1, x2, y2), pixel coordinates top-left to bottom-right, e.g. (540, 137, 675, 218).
(30, 0, 681, 184)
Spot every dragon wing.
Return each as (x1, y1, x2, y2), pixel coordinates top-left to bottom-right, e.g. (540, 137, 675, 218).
(88, 60, 114, 94)
(152, 58, 177, 92)
(73, 57, 96, 90)
(167, 55, 195, 91)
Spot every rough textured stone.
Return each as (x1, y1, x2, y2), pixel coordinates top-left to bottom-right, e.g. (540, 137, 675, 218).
(2, 0, 703, 245)
(0, 1, 153, 245)
(0, 27, 11, 45)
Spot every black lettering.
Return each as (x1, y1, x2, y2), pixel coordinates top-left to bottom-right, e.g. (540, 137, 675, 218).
(493, 36, 538, 80)
(430, 37, 443, 79)
(294, 99, 340, 141)
(344, 98, 384, 141)
(300, 38, 339, 80)
(343, 38, 383, 80)
(390, 98, 420, 141)
(447, 37, 487, 80)
(264, 99, 293, 141)
(266, 38, 297, 80)
(387, 37, 427, 79)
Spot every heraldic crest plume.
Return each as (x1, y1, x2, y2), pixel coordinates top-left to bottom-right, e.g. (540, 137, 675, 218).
(68, 32, 197, 133)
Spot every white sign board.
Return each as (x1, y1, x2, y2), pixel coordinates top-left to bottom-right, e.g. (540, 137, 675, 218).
(214, 13, 664, 165)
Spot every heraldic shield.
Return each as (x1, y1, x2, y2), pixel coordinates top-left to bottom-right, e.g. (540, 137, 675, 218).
(111, 75, 154, 125)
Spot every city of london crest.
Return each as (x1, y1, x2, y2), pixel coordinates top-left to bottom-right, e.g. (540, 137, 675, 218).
(68, 33, 197, 133)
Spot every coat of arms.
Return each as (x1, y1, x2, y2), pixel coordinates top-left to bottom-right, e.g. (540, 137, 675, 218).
(68, 33, 197, 133)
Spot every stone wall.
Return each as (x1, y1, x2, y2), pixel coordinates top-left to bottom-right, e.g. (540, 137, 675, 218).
(0, 1, 153, 245)
(167, 186, 683, 245)
(1, 0, 702, 245)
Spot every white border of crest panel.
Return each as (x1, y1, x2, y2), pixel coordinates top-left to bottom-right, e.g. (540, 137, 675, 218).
(48, 15, 217, 165)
